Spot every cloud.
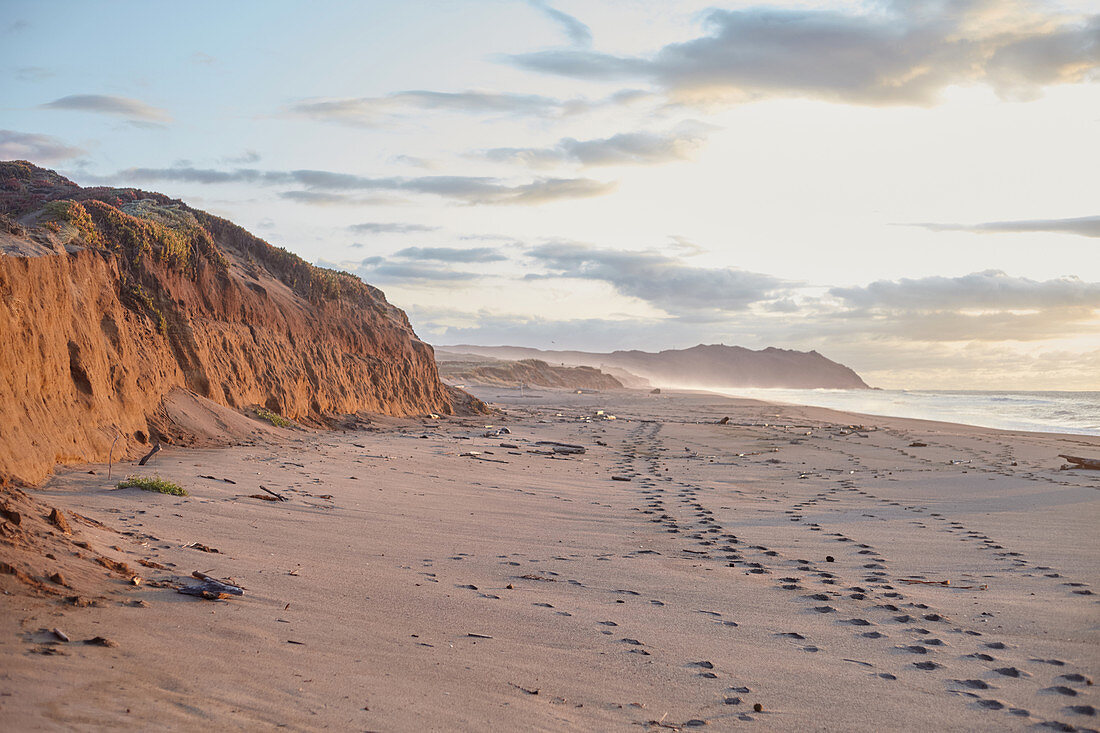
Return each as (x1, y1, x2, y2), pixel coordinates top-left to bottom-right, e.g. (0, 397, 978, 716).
(413, 308, 675, 349)
(328, 257, 482, 283)
(41, 94, 171, 122)
(394, 246, 506, 263)
(286, 88, 652, 127)
(288, 90, 567, 127)
(220, 149, 261, 165)
(390, 154, 434, 168)
(830, 270, 1100, 310)
(278, 190, 354, 205)
(349, 222, 439, 234)
(529, 0, 592, 47)
(509, 3, 1100, 105)
(0, 130, 85, 162)
(527, 241, 788, 312)
(482, 123, 713, 168)
(88, 166, 617, 206)
(913, 215, 1100, 238)
(278, 191, 404, 206)
(15, 66, 53, 82)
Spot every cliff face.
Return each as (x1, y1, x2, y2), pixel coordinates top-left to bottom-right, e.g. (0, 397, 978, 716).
(0, 161, 467, 486)
(438, 356, 623, 390)
(442, 343, 871, 390)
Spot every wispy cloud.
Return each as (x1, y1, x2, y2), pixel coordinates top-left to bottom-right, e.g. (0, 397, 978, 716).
(509, 3, 1100, 105)
(15, 66, 53, 82)
(220, 149, 260, 165)
(87, 166, 616, 206)
(482, 123, 713, 168)
(285, 88, 652, 127)
(0, 130, 85, 162)
(912, 215, 1100, 238)
(41, 94, 171, 122)
(349, 222, 439, 234)
(325, 257, 483, 283)
(830, 270, 1100, 311)
(529, 0, 592, 47)
(527, 241, 789, 312)
(394, 246, 506, 263)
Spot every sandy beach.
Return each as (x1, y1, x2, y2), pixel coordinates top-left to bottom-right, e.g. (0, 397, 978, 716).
(1, 388, 1097, 731)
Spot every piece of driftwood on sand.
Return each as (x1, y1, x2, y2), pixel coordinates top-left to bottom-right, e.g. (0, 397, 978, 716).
(178, 572, 244, 600)
(534, 441, 586, 454)
(1059, 454, 1100, 470)
(137, 442, 161, 466)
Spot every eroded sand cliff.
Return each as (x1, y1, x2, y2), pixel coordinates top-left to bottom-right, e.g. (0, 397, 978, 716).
(0, 161, 472, 486)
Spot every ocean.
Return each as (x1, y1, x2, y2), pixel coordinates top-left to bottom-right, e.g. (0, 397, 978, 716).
(705, 387, 1100, 436)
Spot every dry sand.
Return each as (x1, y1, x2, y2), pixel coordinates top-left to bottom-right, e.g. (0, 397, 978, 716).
(1, 388, 1098, 731)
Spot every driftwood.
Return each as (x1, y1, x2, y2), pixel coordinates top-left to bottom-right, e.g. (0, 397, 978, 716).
(534, 441, 586, 454)
(1059, 454, 1100, 470)
(108, 434, 119, 480)
(257, 485, 287, 501)
(138, 442, 161, 466)
(178, 571, 244, 600)
(900, 578, 986, 590)
(466, 455, 509, 464)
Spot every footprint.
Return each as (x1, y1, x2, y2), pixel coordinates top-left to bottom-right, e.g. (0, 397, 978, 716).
(1042, 686, 1079, 697)
(993, 667, 1029, 678)
(1058, 673, 1090, 685)
(913, 661, 942, 670)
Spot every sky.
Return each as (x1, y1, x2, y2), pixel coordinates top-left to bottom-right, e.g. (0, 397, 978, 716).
(2, 0, 1098, 389)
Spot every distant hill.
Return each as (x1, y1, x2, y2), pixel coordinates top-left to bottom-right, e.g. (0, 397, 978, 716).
(436, 353, 623, 391)
(442, 344, 870, 390)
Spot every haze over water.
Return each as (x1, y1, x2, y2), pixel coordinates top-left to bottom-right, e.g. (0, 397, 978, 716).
(708, 387, 1100, 437)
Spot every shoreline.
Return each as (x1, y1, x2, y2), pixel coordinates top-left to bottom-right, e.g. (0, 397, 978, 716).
(660, 385, 1100, 439)
(2, 387, 1097, 730)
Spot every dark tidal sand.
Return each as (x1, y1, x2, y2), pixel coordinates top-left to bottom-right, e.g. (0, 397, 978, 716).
(1, 388, 1098, 731)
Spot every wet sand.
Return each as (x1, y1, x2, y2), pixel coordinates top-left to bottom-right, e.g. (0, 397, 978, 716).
(1, 388, 1097, 731)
